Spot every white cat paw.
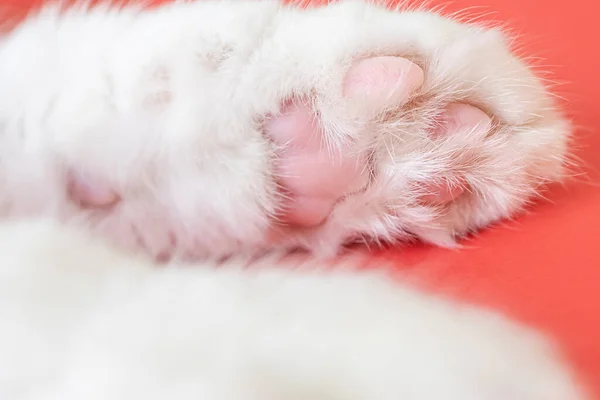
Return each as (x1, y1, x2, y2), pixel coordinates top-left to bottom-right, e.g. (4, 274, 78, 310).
(17, 2, 570, 260)
(261, 6, 570, 256)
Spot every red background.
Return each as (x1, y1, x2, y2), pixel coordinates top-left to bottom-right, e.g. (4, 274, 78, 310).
(4, 0, 599, 396)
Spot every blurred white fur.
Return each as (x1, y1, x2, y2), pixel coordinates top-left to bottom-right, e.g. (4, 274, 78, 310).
(0, 1, 584, 398)
(0, 219, 588, 399)
(0, 0, 571, 259)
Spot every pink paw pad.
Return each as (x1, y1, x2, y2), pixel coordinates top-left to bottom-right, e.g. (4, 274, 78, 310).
(266, 99, 370, 227)
(343, 55, 424, 109)
(66, 170, 120, 209)
(421, 103, 492, 204)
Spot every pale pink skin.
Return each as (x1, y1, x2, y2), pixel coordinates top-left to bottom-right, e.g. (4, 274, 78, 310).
(67, 56, 491, 233)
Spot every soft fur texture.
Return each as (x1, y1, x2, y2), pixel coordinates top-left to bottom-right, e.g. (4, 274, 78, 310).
(0, 0, 585, 398)
(0, 0, 570, 259)
(0, 219, 588, 399)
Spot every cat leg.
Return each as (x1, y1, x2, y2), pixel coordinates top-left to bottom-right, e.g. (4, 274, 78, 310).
(0, 220, 587, 400)
(0, 1, 570, 260)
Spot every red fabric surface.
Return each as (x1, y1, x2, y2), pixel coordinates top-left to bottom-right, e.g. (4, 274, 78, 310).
(4, 0, 599, 396)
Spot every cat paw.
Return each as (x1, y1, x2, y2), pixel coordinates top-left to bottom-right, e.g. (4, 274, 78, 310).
(39, 3, 571, 260)
(266, 56, 486, 230)
(260, 10, 571, 256)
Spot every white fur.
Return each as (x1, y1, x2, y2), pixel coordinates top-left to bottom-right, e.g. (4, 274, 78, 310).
(0, 1, 584, 398)
(0, 219, 588, 399)
(0, 0, 570, 259)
